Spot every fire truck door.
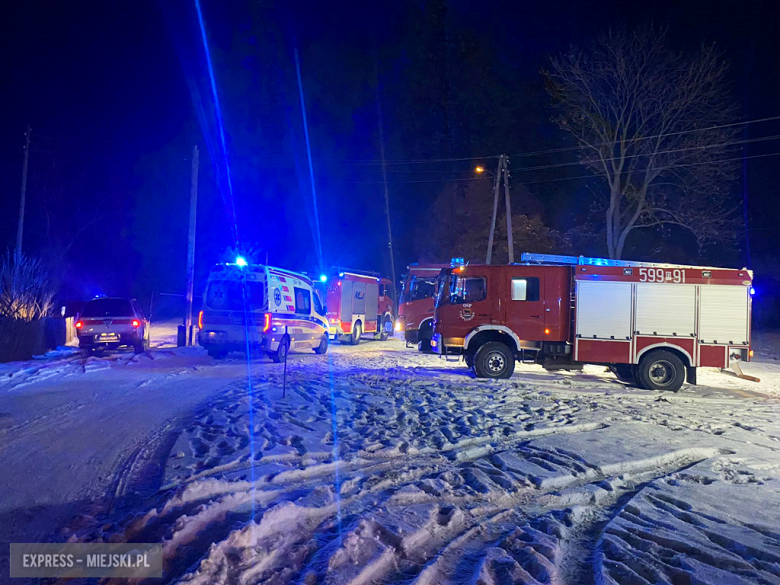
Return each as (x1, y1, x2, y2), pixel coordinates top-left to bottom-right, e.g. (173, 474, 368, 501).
(503, 269, 547, 342)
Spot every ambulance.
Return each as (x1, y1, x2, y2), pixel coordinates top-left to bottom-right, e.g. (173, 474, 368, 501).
(198, 260, 329, 360)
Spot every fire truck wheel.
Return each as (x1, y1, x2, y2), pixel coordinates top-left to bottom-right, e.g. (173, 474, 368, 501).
(314, 334, 328, 354)
(611, 364, 636, 385)
(474, 342, 515, 379)
(464, 350, 475, 370)
(379, 317, 391, 341)
(272, 337, 290, 363)
(350, 322, 362, 346)
(637, 350, 685, 392)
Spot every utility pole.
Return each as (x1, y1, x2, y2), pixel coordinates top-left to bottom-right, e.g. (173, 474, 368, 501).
(503, 155, 514, 263)
(185, 145, 199, 346)
(15, 126, 31, 262)
(373, 48, 398, 304)
(486, 154, 504, 264)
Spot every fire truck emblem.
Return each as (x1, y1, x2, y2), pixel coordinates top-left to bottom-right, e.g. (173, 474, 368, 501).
(459, 308, 475, 321)
(274, 288, 282, 307)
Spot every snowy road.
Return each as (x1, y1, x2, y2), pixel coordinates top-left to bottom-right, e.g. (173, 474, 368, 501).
(1, 335, 779, 584)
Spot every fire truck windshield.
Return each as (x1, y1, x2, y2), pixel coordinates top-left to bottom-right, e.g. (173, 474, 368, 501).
(401, 276, 437, 303)
(434, 270, 450, 307)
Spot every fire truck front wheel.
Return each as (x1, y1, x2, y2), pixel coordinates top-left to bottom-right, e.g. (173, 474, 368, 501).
(350, 322, 362, 346)
(473, 342, 515, 379)
(637, 350, 686, 392)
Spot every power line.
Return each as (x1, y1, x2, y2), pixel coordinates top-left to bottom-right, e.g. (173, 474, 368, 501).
(340, 150, 780, 186)
(513, 133, 780, 174)
(507, 114, 780, 160)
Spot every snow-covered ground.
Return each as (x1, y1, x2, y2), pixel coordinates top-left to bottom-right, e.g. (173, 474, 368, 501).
(1, 333, 780, 583)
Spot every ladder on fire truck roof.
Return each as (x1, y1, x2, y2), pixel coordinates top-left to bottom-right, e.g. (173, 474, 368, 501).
(333, 267, 382, 279)
(519, 252, 735, 272)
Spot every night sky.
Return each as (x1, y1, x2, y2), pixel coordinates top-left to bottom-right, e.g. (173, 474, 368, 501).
(1, 0, 779, 306)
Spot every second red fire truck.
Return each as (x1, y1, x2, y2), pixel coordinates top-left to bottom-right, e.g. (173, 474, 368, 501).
(432, 253, 753, 391)
(324, 270, 395, 344)
(396, 262, 450, 351)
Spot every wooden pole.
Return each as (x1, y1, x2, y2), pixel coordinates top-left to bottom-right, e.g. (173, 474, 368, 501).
(185, 145, 199, 345)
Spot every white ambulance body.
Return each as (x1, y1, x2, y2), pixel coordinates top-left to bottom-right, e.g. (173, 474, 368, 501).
(198, 263, 328, 360)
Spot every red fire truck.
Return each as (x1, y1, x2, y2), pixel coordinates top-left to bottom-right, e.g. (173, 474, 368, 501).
(395, 262, 449, 351)
(432, 253, 753, 391)
(324, 270, 395, 344)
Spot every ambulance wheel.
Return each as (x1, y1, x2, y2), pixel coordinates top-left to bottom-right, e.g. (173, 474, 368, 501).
(350, 322, 362, 346)
(314, 334, 328, 354)
(474, 342, 515, 379)
(272, 337, 290, 363)
(379, 317, 391, 341)
(207, 346, 227, 359)
(637, 350, 685, 392)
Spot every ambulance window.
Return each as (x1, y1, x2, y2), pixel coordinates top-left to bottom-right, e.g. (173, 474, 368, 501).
(294, 287, 311, 314)
(511, 277, 540, 301)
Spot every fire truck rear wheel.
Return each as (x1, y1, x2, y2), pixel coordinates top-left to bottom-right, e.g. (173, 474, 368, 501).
(350, 322, 362, 346)
(379, 317, 391, 341)
(314, 334, 328, 354)
(474, 342, 515, 379)
(637, 350, 685, 392)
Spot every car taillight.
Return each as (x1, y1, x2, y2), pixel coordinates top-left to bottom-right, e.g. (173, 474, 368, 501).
(132, 319, 140, 328)
(198, 311, 204, 329)
(263, 313, 271, 332)
(75, 321, 83, 329)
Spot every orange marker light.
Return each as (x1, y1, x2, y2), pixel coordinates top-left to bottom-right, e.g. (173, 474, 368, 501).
(544, 328, 550, 335)
(263, 313, 272, 332)
(198, 311, 204, 329)
(749, 350, 754, 358)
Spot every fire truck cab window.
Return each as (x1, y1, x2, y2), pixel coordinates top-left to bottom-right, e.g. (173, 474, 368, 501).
(294, 287, 311, 314)
(411, 278, 436, 301)
(450, 277, 486, 304)
(511, 277, 540, 301)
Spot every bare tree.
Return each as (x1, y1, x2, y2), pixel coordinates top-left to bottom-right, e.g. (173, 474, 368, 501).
(544, 26, 740, 259)
(0, 253, 55, 322)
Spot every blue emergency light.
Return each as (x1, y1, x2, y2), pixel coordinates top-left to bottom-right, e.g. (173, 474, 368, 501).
(235, 256, 248, 267)
(319, 274, 327, 282)
(750, 286, 756, 296)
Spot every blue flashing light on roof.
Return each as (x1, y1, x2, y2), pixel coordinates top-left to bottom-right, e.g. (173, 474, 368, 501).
(450, 257, 465, 267)
(750, 286, 756, 296)
(319, 274, 327, 282)
(339, 272, 344, 278)
(235, 256, 248, 267)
